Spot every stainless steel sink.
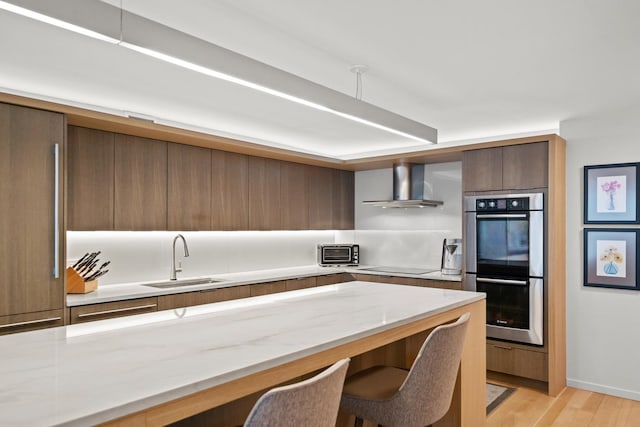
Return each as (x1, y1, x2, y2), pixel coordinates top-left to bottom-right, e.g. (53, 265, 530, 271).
(143, 278, 224, 289)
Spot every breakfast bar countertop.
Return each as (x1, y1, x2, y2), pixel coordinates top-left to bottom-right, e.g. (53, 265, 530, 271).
(1, 282, 483, 427)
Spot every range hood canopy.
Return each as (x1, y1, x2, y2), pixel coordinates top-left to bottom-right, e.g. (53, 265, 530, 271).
(362, 162, 444, 208)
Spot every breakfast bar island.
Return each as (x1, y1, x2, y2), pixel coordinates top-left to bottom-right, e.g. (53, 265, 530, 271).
(0, 282, 486, 427)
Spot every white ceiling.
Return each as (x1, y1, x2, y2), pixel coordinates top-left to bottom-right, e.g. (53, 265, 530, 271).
(1, 0, 639, 159)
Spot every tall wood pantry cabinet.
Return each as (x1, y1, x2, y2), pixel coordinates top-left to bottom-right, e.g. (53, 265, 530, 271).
(0, 103, 65, 334)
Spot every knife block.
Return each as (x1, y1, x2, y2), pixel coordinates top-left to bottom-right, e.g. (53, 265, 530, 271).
(66, 267, 98, 294)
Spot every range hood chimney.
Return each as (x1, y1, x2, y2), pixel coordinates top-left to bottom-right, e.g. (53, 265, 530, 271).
(362, 162, 444, 208)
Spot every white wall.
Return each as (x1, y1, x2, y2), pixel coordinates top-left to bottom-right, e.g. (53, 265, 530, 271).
(67, 231, 335, 285)
(560, 104, 640, 401)
(339, 162, 462, 269)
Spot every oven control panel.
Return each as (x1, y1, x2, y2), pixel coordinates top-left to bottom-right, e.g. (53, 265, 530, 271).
(476, 197, 529, 212)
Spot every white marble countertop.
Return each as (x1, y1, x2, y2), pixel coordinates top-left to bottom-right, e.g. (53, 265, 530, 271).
(67, 265, 462, 306)
(2, 282, 483, 426)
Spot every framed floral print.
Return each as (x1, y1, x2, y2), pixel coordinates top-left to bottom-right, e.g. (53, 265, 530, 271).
(584, 162, 639, 223)
(584, 228, 640, 290)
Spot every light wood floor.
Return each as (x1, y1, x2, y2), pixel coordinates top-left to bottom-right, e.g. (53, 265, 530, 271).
(487, 374, 640, 427)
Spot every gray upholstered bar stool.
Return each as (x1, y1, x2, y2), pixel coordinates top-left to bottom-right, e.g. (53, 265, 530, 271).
(340, 313, 470, 427)
(243, 358, 350, 427)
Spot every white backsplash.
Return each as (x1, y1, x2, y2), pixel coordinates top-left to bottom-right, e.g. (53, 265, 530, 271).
(67, 231, 336, 286)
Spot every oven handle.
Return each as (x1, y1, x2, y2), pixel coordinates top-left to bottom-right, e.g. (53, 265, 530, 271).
(476, 277, 528, 286)
(476, 213, 528, 219)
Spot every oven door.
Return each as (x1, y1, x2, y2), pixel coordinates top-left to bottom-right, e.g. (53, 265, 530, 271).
(466, 274, 543, 345)
(466, 211, 543, 278)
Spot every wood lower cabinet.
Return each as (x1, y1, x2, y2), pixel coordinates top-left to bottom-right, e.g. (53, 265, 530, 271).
(114, 134, 167, 230)
(0, 310, 65, 336)
(69, 297, 158, 324)
(249, 281, 286, 297)
(486, 340, 548, 382)
(168, 143, 211, 230)
(67, 126, 115, 230)
(158, 286, 250, 310)
(463, 141, 548, 192)
(350, 274, 462, 290)
(0, 103, 65, 321)
(285, 277, 316, 291)
(316, 273, 353, 286)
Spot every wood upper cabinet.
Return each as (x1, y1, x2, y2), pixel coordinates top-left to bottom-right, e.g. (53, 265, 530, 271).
(248, 157, 281, 230)
(211, 150, 249, 230)
(333, 169, 354, 230)
(114, 134, 168, 230)
(307, 166, 334, 229)
(463, 142, 548, 192)
(0, 103, 65, 320)
(280, 161, 308, 230)
(168, 143, 211, 230)
(67, 126, 115, 230)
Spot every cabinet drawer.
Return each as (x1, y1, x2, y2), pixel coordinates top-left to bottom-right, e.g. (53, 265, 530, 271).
(158, 286, 250, 310)
(316, 273, 353, 286)
(69, 298, 158, 324)
(0, 309, 65, 336)
(285, 277, 316, 291)
(487, 342, 548, 381)
(250, 281, 286, 296)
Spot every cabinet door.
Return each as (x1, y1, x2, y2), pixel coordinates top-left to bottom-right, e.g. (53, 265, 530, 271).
(168, 143, 211, 230)
(114, 134, 167, 230)
(69, 297, 158, 324)
(67, 126, 115, 230)
(250, 281, 286, 296)
(280, 161, 308, 230)
(157, 286, 250, 310)
(307, 166, 334, 229)
(502, 142, 548, 189)
(211, 151, 249, 230)
(0, 103, 64, 317)
(333, 169, 354, 230)
(316, 273, 353, 286)
(285, 277, 316, 291)
(248, 157, 281, 230)
(462, 147, 503, 192)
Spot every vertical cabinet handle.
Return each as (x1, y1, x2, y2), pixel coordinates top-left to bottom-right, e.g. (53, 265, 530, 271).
(53, 144, 59, 279)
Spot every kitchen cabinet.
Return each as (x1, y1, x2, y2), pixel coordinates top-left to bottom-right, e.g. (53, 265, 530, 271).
(211, 150, 249, 230)
(307, 166, 334, 229)
(316, 273, 353, 286)
(69, 297, 158, 324)
(157, 285, 250, 310)
(486, 339, 548, 382)
(280, 161, 308, 230)
(462, 142, 548, 192)
(114, 134, 167, 230)
(285, 277, 316, 291)
(168, 143, 211, 230)
(249, 280, 286, 296)
(0, 103, 65, 331)
(248, 157, 281, 230)
(67, 126, 115, 230)
(333, 169, 354, 230)
(350, 274, 462, 290)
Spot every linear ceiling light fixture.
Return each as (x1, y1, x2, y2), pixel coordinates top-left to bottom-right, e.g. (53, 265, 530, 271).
(0, 0, 438, 145)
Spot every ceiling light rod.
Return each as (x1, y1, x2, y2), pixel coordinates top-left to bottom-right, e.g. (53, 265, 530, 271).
(0, 0, 437, 144)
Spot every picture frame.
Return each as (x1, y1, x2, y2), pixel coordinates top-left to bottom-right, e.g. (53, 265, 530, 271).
(584, 162, 640, 224)
(584, 228, 640, 290)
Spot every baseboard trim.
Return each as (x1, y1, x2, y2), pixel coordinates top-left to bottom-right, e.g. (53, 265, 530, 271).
(567, 378, 640, 401)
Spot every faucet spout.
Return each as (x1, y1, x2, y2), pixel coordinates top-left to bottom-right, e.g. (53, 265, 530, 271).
(171, 234, 190, 280)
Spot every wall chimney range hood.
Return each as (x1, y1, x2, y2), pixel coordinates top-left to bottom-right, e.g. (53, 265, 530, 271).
(362, 163, 444, 208)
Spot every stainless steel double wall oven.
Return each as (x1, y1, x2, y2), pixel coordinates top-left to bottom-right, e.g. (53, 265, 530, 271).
(464, 193, 544, 346)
